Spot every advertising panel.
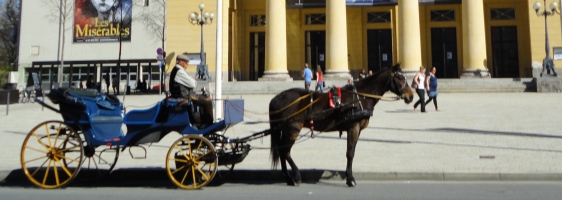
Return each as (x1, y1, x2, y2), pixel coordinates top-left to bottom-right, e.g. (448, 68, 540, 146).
(73, 0, 132, 43)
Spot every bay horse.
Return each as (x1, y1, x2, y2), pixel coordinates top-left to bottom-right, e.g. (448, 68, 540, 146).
(268, 64, 413, 187)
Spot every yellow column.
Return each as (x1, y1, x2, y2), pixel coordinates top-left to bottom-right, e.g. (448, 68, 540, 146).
(461, 0, 490, 78)
(398, 0, 423, 76)
(324, 0, 351, 80)
(260, 0, 292, 81)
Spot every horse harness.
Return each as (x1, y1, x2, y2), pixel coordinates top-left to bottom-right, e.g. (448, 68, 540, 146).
(307, 84, 373, 138)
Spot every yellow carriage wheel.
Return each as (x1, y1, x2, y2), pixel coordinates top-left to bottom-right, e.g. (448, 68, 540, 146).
(166, 135, 218, 189)
(20, 121, 84, 189)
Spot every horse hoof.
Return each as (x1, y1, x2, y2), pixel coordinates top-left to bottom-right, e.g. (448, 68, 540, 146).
(286, 180, 299, 186)
(346, 179, 357, 187)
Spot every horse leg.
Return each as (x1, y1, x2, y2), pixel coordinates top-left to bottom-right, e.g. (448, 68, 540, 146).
(279, 148, 292, 185)
(280, 128, 301, 186)
(345, 124, 361, 187)
(285, 150, 301, 186)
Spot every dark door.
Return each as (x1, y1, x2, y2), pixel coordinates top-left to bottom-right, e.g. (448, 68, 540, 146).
(249, 32, 265, 81)
(431, 28, 458, 78)
(305, 31, 326, 73)
(491, 26, 519, 77)
(367, 29, 393, 72)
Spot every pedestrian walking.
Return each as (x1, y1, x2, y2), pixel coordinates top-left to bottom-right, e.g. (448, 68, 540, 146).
(413, 66, 427, 113)
(425, 66, 439, 111)
(302, 63, 312, 91)
(112, 76, 119, 95)
(315, 65, 324, 93)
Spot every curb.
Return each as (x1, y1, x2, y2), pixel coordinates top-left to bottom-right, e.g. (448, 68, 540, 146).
(3, 169, 562, 187)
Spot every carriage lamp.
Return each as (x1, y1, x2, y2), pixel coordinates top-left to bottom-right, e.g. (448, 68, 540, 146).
(189, 3, 215, 80)
(533, 0, 559, 77)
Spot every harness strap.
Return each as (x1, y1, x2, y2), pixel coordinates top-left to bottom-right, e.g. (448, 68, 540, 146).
(269, 93, 312, 114)
(269, 97, 321, 122)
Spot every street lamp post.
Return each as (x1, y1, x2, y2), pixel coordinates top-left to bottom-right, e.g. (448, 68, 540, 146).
(189, 3, 214, 80)
(534, 0, 559, 77)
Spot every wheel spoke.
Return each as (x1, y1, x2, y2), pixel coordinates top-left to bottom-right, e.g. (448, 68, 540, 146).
(191, 166, 197, 188)
(194, 151, 212, 161)
(171, 165, 187, 175)
(180, 166, 190, 186)
(54, 157, 73, 177)
(52, 160, 61, 186)
(196, 166, 210, 180)
(58, 154, 81, 166)
(174, 143, 191, 160)
(24, 146, 49, 154)
(24, 155, 50, 165)
(195, 140, 203, 154)
(42, 160, 52, 185)
(30, 159, 50, 177)
(32, 133, 51, 151)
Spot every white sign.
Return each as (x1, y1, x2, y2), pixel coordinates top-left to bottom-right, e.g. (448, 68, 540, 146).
(382, 53, 388, 61)
(319, 54, 325, 62)
(447, 52, 453, 60)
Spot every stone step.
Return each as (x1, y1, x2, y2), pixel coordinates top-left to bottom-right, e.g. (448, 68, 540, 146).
(220, 78, 536, 95)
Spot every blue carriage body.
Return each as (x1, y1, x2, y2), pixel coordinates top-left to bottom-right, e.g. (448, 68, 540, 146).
(48, 88, 244, 147)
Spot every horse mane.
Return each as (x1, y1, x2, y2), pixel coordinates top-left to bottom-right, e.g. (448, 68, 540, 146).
(349, 67, 391, 95)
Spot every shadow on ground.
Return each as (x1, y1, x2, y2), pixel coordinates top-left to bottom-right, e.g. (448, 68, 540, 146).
(0, 168, 346, 188)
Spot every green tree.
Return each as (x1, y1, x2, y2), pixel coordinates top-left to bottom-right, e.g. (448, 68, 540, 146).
(0, 0, 20, 85)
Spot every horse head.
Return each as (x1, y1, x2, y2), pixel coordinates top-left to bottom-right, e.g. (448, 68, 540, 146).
(388, 63, 413, 104)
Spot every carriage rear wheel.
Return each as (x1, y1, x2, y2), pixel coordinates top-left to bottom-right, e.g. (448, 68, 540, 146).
(20, 121, 84, 189)
(166, 135, 218, 189)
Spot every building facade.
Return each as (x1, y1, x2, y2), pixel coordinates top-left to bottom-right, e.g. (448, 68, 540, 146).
(18, 0, 161, 90)
(17, 0, 562, 89)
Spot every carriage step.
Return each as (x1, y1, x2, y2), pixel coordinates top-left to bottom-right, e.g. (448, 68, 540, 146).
(128, 146, 147, 159)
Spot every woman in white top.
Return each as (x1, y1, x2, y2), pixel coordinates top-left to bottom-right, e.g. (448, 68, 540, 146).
(413, 67, 427, 113)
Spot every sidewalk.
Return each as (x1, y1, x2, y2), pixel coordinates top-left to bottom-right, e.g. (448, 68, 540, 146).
(2, 92, 562, 185)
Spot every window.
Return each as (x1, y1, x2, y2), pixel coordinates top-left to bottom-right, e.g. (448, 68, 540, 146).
(367, 12, 391, 23)
(305, 14, 326, 25)
(430, 10, 455, 22)
(491, 8, 515, 20)
(144, 0, 149, 6)
(250, 15, 266, 26)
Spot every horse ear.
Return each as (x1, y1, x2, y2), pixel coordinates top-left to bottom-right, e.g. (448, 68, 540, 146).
(392, 63, 401, 72)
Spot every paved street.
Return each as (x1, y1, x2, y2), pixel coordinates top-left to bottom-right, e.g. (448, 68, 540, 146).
(1, 92, 562, 183)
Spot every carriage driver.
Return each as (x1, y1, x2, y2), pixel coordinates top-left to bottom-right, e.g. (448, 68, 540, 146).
(169, 53, 214, 128)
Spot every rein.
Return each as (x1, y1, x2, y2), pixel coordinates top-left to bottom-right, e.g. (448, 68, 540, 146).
(351, 91, 400, 101)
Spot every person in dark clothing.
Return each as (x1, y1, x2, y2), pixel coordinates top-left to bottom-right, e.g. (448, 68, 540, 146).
(86, 77, 93, 89)
(169, 53, 214, 128)
(105, 72, 111, 93)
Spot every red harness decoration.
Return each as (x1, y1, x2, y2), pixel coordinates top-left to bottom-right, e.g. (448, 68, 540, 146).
(328, 87, 342, 108)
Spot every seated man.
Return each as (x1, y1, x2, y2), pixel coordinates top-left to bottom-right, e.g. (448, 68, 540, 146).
(169, 53, 214, 128)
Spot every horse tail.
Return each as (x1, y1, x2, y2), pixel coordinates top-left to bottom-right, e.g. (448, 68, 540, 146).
(269, 123, 281, 169)
(269, 93, 285, 170)
(269, 105, 281, 169)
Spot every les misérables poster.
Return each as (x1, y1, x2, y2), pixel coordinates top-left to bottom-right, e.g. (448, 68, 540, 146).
(73, 0, 132, 43)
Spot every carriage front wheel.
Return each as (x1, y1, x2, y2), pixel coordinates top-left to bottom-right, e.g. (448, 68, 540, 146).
(20, 121, 84, 189)
(165, 135, 218, 189)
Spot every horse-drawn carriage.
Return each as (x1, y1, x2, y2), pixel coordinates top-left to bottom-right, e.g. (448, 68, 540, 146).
(20, 64, 413, 189)
(21, 88, 250, 189)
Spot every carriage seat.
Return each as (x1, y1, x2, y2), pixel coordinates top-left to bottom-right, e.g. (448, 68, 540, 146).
(165, 97, 202, 127)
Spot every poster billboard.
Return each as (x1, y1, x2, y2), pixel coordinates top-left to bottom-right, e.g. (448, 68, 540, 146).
(73, 0, 132, 43)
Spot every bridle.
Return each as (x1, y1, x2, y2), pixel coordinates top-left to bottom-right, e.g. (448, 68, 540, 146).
(389, 71, 408, 100)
